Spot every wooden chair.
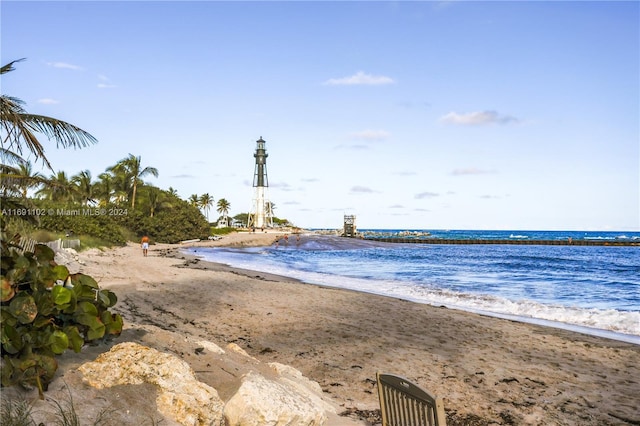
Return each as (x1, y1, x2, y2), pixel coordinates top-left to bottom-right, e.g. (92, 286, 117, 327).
(377, 372, 447, 426)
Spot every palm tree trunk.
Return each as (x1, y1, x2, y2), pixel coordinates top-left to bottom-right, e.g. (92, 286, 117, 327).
(131, 179, 137, 209)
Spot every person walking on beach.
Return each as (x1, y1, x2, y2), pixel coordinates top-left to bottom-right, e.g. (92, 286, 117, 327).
(141, 235, 150, 257)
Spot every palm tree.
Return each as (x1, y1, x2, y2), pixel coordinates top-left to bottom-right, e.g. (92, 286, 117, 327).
(108, 154, 158, 209)
(36, 171, 76, 202)
(217, 198, 230, 219)
(147, 186, 161, 218)
(12, 161, 44, 198)
(1, 59, 97, 170)
(188, 194, 199, 207)
(94, 172, 115, 206)
(199, 193, 214, 221)
(167, 186, 179, 197)
(71, 169, 94, 205)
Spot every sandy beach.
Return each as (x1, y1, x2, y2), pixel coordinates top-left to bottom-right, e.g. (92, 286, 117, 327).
(4, 232, 639, 425)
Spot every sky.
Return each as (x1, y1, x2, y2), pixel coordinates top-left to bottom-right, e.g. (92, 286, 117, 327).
(1, 1, 639, 231)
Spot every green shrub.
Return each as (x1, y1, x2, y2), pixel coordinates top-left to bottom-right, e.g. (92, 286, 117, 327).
(1, 239, 123, 398)
(118, 198, 209, 243)
(31, 201, 127, 246)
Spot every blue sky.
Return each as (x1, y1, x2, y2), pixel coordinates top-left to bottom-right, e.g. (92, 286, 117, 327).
(2, 1, 638, 230)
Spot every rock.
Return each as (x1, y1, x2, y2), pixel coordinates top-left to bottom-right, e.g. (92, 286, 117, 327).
(78, 342, 225, 426)
(196, 339, 226, 355)
(224, 370, 329, 426)
(227, 342, 258, 360)
(268, 363, 336, 414)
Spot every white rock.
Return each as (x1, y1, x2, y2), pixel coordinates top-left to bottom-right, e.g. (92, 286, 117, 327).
(224, 371, 328, 426)
(195, 340, 225, 355)
(78, 342, 225, 426)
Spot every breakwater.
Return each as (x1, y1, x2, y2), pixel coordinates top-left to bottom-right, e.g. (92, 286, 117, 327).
(363, 237, 639, 246)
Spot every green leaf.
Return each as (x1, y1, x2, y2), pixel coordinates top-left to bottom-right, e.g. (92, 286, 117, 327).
(86, 322, 105, 341)
(1, 324, 23, 354)
(74, 313, 98, 327)
(70, 273, 98, 289)
(63, 326, 84, 352)
(9, 295, 38, 324)
(33, 317, 53, 328)
(51, 265, 69, 281)
(51, 286, 72, 306)
(76, 301, 98, 316)
(33, 244, 55, 262)
(14, 255, 30, 271)
(48, 330, 69, 354)
(33, 291, 55, 317)
(103, 312, 123, 336)
(1, 277, 15, 302)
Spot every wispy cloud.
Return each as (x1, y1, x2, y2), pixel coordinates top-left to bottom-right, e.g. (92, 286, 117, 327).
(440, 110, 518, 126)
(270, 182, 294, 191)
(37, 98, 60, 105)
(415, 192, 439, 199)
(397, 101, 431, 109)
(389, 204, 404, 209)
(47, 61, 84, 71)
(451, 168, 495, 176)
(97, 74, 117, 89)
(324, 71, 395, 86)
(349, 129, 391, 141)
(350, 185, 378, 194)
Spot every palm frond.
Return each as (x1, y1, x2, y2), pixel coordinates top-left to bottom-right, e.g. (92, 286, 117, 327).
(0, 147, 28, 166)
(0, 59, 26, 75)
(1, 60, 98, 170)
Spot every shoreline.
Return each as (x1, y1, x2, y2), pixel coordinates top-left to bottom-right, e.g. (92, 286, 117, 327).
(179, 235, 640, 345)
(7, 233, 639, 425)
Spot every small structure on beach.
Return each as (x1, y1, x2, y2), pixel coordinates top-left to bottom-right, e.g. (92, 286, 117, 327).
(342, 215, 357, 237)
(247, 136, 273, 229)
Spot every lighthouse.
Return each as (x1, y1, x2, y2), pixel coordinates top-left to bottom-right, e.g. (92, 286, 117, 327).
(248, 136, 273, 229)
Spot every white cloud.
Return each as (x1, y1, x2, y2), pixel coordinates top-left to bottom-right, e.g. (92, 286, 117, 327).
(349, 129, 391, 141)
(47, 61, 83, 71)
(415, 192, 439, 199)
(350, 185, 377, 194)
(324, 71, 395, 86)
(37, 98, 60, 105)
(451, 168, 495, 176)
(440, 110, 518, 125)
(97, 74, 117, 89)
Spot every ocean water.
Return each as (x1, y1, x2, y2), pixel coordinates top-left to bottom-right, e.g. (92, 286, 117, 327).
(186, 230, 640, 344)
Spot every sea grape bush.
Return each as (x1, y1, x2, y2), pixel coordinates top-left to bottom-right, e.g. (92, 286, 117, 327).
(0, 239, 123, 397)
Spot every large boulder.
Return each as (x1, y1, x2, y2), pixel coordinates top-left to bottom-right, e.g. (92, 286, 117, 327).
(224, 364, 334, 426)
(78, 342, 225, 426)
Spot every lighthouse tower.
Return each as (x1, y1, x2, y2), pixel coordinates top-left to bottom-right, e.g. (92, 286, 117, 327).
(248, 136, 273, 229)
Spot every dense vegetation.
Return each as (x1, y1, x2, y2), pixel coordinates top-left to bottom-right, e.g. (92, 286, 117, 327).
(1, 58, 124, 397)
